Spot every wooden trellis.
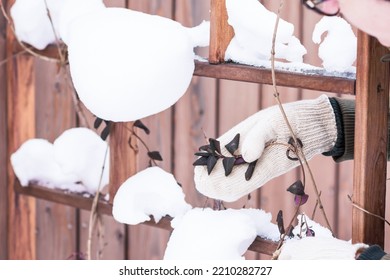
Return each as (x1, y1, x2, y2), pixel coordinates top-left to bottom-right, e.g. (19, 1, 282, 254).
(5, 0, 389, 259)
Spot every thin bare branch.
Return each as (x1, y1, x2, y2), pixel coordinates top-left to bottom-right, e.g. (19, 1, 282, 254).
(348, 195, 390, 226)
(0, 49, 26, 67)
(87, 141, 110, 260)
(269, 0, 334, 236)
(0, 1, 60, 63)
(63, 66, 92, 129)
(43, 0, 67, 64)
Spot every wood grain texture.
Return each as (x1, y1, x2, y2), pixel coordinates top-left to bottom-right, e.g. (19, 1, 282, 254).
(6, 0, 36, 258)
(34, 60, 78, 259)
(0, 4, 8, 259)
(209, 0, 234, 64)
(352, 32, 389, 247)
(194, 61, 356, 95)
(109, 123, 137, 203)
(173, 0, 215, 208)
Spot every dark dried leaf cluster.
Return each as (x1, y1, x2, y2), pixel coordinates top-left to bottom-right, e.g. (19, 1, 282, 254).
(193, 133, 257, 180)
(132, 120, 163, 163)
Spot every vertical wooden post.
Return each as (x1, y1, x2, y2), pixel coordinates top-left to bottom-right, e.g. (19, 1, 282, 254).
(209, 0, 234, 64)
(6, 0, 36, 259)
(353, 32, 390, 247)
(109, 123, 137, 204)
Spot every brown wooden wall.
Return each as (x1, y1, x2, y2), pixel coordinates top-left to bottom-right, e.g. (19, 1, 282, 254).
(0, 2, 7, 260)
(1, 0, 389, 259)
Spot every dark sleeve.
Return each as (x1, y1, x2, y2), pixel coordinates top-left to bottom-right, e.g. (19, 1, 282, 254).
(357, 245, 389, 260)
(323, 97, 390, 162)
(322, 97, 355, 162)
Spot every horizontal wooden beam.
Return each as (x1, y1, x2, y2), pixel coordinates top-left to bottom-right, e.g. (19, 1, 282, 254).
(13, 44, 356, 95)
(15, 182, 278, 255)
(14, 182, 113, 215)
(194, 61, 356, 95)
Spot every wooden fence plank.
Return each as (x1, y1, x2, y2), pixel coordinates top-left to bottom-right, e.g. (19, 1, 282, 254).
(174, 0, 216, 208)
(337, 160, 354, 240)
(34, 60, 78, 259)
(6, 0, 36, 258)
(353, 32, 389, 247)
(209, 0, 234, 64)
(386, 166, 390, 252)
(0, 6, 8, 260)
(125, 0, 174, 260)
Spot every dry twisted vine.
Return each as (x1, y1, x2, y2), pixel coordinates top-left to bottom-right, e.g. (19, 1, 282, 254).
(270, 0, 334, 257)
(0, 1, 60, 63)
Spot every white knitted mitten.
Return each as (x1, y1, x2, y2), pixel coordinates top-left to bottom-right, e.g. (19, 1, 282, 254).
(278, 237, 368, 260)
(194, 95, 337, 202)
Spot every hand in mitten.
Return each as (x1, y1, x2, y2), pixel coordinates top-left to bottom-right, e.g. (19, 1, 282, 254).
(277, 237, 368, 260)
(194, 95, 337, 202)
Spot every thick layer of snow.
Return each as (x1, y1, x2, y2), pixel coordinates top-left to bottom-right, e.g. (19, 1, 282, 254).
(224, 0, 356, 76)
(57, 0, 105, 44)
(312, 16, 357, 72)
(10, 127, 109, 194)
(11, 1, 208, 122)
(10, 138, 80, 190)
(53, 127, 110, 194)
(10, 0, 105, 49)
(225, 0, 307, 64)
(112, 167, 192, 225)
(164, 208, 279, 260)
(10, 0, 63, 50)
(64, 7, 195, 121)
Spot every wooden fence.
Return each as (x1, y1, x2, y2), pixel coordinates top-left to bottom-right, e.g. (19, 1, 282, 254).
(1, 0, 389, 260)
